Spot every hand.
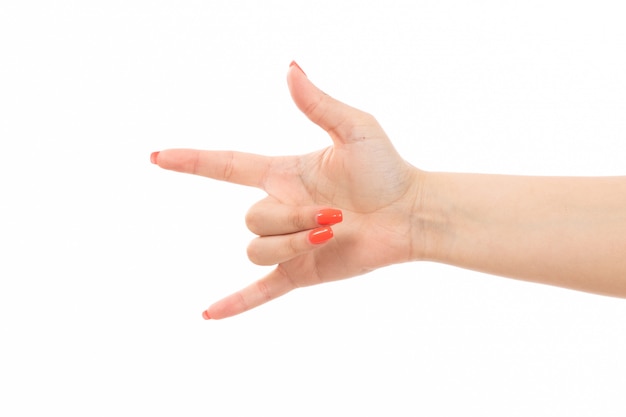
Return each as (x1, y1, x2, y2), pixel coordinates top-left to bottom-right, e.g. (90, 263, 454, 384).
(152, 62, 426, 319)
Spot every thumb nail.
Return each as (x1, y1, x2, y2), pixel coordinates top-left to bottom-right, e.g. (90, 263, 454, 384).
(289, 60, 307, 76)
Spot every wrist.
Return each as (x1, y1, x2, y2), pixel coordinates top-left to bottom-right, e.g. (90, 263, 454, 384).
(407, 170, 454, 263)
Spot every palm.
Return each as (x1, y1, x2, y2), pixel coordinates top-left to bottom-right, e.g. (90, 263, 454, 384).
(255, 131, 419, 288)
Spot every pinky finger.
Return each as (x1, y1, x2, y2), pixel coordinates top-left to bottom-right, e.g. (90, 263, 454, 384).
(247, 226, 334, 266)
(201, 267, 295, 320)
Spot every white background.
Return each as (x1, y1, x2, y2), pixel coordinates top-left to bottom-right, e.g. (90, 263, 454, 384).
(1, 1, 625, 415)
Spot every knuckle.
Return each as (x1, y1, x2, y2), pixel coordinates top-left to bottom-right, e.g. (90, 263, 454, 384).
(303, 94, 325, 118)
(255, 280, 272, 303)
(348, 113, 379, 141)
(287, 209, 307, 230)
(245, 209, 262, 234)
(287, 234, 305, 257)
(222, 151, 235, 181)
(246, 241, 264, 265)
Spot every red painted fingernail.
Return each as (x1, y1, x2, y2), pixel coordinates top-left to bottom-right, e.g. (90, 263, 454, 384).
(316, 208, 343, 225)
(202, 310, 212, 320)
(150, 151, 160, 164)
(289, 60, 306, 76)
(308, 226, 333, 245)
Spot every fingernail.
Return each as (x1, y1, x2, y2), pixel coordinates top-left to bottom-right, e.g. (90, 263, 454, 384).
(150, 151, 160, 164)
(202, 310, 212, 320)
(289, 60, 306, 76)
(308, 226, 333, 245)
(316, 208, 343, 225)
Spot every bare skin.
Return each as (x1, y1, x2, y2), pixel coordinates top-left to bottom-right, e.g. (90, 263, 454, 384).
(152, 62, 626, 320)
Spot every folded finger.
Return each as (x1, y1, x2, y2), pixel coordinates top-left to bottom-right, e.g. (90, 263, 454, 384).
(246, 199, 343, 236)
(247, 226, 334, 266)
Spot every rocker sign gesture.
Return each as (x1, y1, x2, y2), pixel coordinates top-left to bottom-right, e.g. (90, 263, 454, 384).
(152, 62, 626, 320)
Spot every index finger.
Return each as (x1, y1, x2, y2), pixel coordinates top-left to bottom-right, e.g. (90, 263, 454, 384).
(152, 148, 271, 189)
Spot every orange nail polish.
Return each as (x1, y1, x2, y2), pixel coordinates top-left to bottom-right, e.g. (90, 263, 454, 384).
(289, 60, 306, 76)
(150, 151, 160, 164)
(308, 226, 333, 245)
(316, 208, 343, 225)
(202, 310, 212, 320)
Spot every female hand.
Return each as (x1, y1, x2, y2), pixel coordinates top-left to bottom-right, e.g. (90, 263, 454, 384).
(151, 62, 427, 319)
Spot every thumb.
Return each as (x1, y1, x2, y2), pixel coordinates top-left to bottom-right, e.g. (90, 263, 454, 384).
(287, 61, 374, 145)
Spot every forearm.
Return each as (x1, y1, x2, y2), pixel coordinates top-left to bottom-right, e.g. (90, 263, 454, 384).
(418, 172, 626, 297)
